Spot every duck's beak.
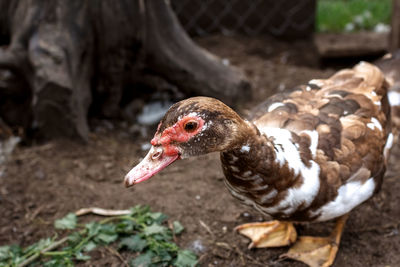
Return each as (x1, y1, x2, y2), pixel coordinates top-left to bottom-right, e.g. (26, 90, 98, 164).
(124, 145, 179, 187)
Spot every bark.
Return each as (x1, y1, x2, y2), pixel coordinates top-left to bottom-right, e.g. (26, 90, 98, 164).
(0, 0, 251, 141)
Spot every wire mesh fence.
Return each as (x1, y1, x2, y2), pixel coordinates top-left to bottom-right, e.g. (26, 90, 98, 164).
(172, 0, 316, 38)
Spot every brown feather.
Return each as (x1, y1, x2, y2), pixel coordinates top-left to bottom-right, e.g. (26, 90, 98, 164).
(221, 62, 391, 221)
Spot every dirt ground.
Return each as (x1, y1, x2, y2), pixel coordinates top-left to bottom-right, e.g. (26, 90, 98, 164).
(1, 35, 400, 267)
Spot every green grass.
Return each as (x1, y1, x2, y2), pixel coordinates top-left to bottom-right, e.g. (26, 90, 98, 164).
(317, 0, 392, 32)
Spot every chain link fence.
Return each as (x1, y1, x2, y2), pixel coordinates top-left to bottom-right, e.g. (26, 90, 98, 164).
(172, 0, 316, 38)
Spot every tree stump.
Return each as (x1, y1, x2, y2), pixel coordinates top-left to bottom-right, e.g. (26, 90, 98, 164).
(0, 0, 251, 141)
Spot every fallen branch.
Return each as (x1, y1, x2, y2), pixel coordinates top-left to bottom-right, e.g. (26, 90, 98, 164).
(199, 219, 215, 240)
(75, 207, 131, 216)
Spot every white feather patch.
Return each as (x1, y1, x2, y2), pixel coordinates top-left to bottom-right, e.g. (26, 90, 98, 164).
(367, 117, 382, 131)
(388, 91, 400, 106)
(313, 178, 375, 222)
(385, 132, 394, 151)
(384, 133, 394, 160)
(268, 102, 285, 112)
(240, 145, 251, 153)
(255, 127, 321, 215)
(309, 79, 325, 87)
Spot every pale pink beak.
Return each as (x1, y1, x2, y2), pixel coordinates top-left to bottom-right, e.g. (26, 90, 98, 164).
(124, 146, 180, 187)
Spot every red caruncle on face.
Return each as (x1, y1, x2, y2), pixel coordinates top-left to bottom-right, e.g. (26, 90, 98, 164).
(151, 115, 205, 155)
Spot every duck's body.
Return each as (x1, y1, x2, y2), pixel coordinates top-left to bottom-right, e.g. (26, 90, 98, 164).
(222, 62, 391, 223)
(124, 62, 393, 267)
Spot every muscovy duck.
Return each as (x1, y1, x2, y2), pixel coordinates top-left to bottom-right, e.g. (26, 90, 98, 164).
(124, 62, 393, 267)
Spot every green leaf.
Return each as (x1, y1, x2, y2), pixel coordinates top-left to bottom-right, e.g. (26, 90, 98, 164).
(174, 250, 197, 267)
(149, 212, 168, 223)
(0, 245, 10, 261)
(119, 235, 147, 252)
(24, 238, 53, 255)
(144, 224, 167, 236)
(43, 256, 74, 267)
(83, 241, 97, 252)
(172, 221, 184, 235)
(116, 220, 135, 233)
(75, 252, 91, 261)
(95, 233, 118, 244)
(54, 213, 77, 230)
(2, 244, 23, 264)
(130, 205, 150, 217)
(94, 224, 118, 244)
(152, 249, 172, 264)
(85, 222, 101, 236)
(130, 251, 155, 267)
(68, 232, 81, 244)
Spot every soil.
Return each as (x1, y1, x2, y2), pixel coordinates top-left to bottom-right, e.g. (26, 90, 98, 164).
(1, 35, 400, 267)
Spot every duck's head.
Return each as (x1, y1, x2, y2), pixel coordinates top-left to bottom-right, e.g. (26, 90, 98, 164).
(124, 97, 251, 187)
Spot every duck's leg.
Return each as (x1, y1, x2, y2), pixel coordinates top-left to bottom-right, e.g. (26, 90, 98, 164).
(235, 220, 297, 248)
(281, 214, 349, 267)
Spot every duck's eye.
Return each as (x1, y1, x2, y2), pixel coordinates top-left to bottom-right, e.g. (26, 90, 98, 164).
(183, 120, 198, 132)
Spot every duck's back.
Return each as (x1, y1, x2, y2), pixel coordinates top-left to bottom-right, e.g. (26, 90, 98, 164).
(250, 62, 390, 134)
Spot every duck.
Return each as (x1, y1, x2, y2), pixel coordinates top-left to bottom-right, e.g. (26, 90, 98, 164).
(124, 61, 393, 267)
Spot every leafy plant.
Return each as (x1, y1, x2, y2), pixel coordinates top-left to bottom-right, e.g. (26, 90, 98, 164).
(0, 205, 197, 267)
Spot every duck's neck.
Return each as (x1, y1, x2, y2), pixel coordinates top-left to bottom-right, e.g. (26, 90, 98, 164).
(220, 122, 283, 180)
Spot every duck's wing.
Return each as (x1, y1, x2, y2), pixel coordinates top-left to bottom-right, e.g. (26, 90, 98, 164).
(249, 62, 391, 215)
(250, 62, 390, 134)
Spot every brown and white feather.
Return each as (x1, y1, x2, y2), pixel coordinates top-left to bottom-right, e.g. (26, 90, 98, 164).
(222, 62, 391, 222)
